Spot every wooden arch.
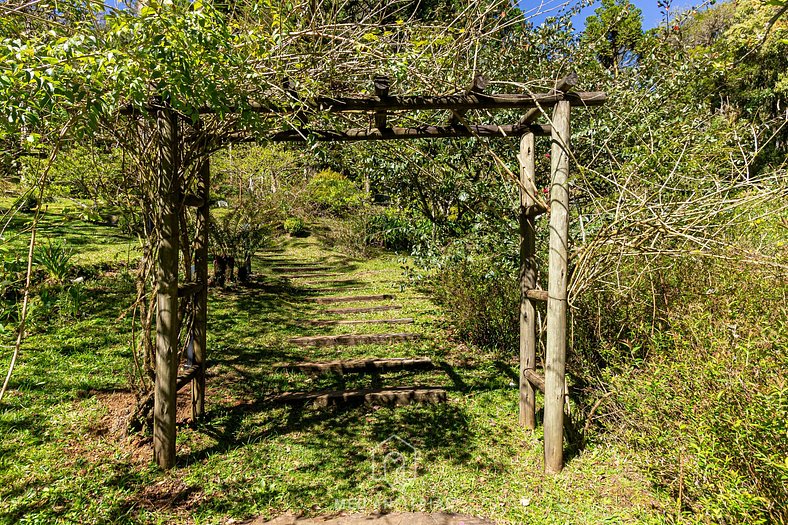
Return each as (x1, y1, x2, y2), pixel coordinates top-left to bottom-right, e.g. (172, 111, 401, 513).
(144, 74, 606, 473)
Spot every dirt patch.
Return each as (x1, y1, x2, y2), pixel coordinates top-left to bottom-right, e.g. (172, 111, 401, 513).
(133, 478, 205, 512)
(70, 390, 153, 466)
(91, 390, 136, 438)
(249, 513, 496, 525)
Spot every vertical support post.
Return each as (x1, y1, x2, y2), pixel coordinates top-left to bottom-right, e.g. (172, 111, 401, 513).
(518, 132, 537, 429)
(192, 155, 209, 422)
(544, 100, 571, 474)
(154, 106, 179, 470)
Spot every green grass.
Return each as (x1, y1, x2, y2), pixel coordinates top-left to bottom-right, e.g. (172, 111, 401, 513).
(0, 206, 673, 525)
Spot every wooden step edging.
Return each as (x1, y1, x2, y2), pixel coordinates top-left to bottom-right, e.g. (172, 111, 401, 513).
(288, 332, 421, 347)
(274, 357, 434, 375)
(325, 305, 401, 314)
(309, 294, 395, 304)
(271, 386, 447, 407)
(271, 266, 330, 273)
(307, 318, 414, 326)
(276, 273, 344, 279)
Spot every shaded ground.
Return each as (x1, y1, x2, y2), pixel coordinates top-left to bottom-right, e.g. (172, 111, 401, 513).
(0, 223, 671, 525)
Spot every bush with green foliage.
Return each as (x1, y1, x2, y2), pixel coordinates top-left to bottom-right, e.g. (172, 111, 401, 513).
(356, 205, 429, 251)
(305, 169, 365, 215)
(283, 216, 307, 236)
(431, 256, 519, 352)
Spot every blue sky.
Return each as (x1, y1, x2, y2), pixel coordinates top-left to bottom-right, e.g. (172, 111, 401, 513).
(520, 0, 700, 31)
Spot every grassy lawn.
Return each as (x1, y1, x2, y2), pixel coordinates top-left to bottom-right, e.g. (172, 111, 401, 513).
(0, 201, 672, 524)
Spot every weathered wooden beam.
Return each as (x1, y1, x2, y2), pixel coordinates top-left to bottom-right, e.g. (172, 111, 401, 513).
(122, 90, 606, 116)
(177, 282, 204, 297)
(519, 132, 538, 430)
(285, 90, 605, 112)
(274, 357, 434, 375)
(374, 75, 389, 129)
(449, 74, 489, 126)
(176, 365, 202, 391)
(525, 289, 548, 302)
(264, 123, 552, 143)
(154, 106, 179, 470)
(308, 294, 395, 304)
(287, 332, 420, 347)
(271, 386, 447, 408)
(271, 266, 326, 272)
(191, 155, 209, 422)
(523, 369, 545, 393)
(544, 100, 571, 475)
(325, 305, 401, 314)
(306, 318, 414, 326)
(518, 72, 580, 126)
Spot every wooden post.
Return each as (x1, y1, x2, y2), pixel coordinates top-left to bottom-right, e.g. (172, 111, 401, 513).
(154, 106, 180, 470)
(544, 100, 570, 474)
(192, 154, 209, 422)
(518, 132, 537, 429)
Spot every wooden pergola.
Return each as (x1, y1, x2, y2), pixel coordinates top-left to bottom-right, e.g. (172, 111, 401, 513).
(142, 74, 606, 473)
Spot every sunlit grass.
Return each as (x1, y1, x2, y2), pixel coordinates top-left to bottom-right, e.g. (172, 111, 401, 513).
(0, 211, 671, 525)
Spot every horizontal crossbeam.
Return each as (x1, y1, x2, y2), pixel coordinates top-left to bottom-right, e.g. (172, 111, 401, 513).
(120, 91, 606, 116)
(214, 123, 552, 144)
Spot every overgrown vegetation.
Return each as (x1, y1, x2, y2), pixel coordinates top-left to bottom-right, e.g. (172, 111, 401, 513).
(1, 0, 787, 522)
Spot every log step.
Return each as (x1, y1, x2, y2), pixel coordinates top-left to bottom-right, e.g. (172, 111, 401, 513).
(272, 386, 447, 407)
(271, 266, 329, 272)
(307, 318, 414, 326)
(277, 273, 343, 279)
(325, 305, 401, 314)
(303, 278, 362, 285)
(274, 357, 434, 374)
(287, 332, 421, 347)
(309, 294, 395, 304)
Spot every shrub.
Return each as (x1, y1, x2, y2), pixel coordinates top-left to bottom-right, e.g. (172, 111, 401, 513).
(35, 240, 74, 284)
(305, 169, 365, 214)
(592, 256, 788, 522)
(358, 206, 427, 251)
(283, 216, 307, 237)
(430, 256, 519, 352)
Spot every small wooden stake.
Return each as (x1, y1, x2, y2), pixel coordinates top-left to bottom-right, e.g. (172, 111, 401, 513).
(544, 100, 571, 474)
(519, 132, 538, 430)
(191, 155, 209, 422)
(154, 106, 179, 470)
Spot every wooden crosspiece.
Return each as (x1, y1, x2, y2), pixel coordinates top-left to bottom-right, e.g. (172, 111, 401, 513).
(273, 357, 434, 375)
(287, 332, 420, 347)
(271, 386, 447, 408)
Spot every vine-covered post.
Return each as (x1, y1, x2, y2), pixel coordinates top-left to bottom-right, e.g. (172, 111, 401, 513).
(154, 106, 180, 469)
(192, 154, 209, 421)
(518, 131, 538, 429)
(544, 100, 571, 474)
